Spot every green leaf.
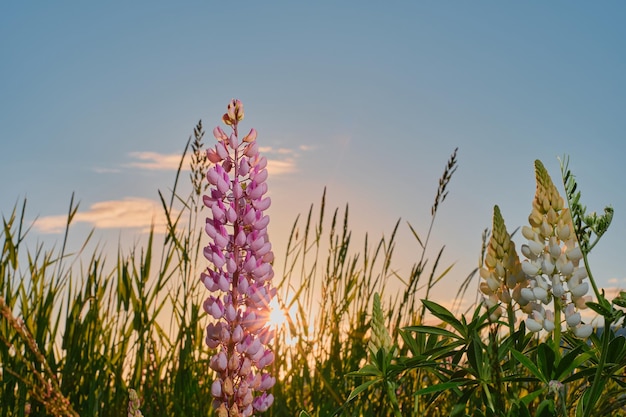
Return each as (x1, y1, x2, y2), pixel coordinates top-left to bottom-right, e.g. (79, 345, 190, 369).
(346, 378, 381, 402)
(555, 345, 591, 380)
(613, 291, 626, 308)
(466, 338, 484, 378)
(402, 324, 463, 341)
(536, 399, 556, 417)
(537, 343, 555, 380)
(511, 349, 547, 383)
(347, 363, 382, 377)
(575, 389, 589, 417)
(586, 301, 613, 317)
(414, 380, 468, 396)
(519, 388, 546, 406)
(421, 299, 467, 337)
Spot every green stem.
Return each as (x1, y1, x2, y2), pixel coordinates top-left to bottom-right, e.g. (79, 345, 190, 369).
(582, 252, 602, 303)
(580, 242, 611, 417)
(386, 381, 403, 417)
(583, 315, 612, 417)
(553, 297, 562, 353)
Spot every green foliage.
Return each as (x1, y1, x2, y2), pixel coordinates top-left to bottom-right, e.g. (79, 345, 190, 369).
(1, 125, 212, 416)
(3, 118, 626, 417)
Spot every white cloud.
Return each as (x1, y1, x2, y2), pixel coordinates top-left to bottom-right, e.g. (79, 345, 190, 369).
(121, 144, 313, 176)
(35, 198, 176, 234)
(126, 152, 191, 171)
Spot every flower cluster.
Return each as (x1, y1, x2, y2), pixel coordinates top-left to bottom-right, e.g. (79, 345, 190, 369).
(202, 100, 276, 416)
(479, 161, 593, 338)
(518, 161, 592, 338)
(479, 205, 525, 322)
(127, 389, 143, 417)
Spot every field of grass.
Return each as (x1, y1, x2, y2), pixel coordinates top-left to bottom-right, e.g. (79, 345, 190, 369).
(2, 116, 626, 417)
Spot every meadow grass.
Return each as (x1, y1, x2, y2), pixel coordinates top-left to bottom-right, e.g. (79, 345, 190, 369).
(2, 120, 626, 417)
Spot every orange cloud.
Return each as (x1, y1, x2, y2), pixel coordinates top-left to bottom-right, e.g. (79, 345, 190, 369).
(124, 145, 310, 176)
(35, 198, 176, 234)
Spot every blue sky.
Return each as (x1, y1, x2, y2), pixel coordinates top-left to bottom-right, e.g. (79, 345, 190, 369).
(2, 2, 626, 307)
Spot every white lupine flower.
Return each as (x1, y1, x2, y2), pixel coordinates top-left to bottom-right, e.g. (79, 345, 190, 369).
(521, 245, 533, 259)
(552, 283, 565, 298)
(574, 324, 593, 338)
(522, 226, 535, 240)
(559, 260, 574, 276)
(520, 288, 535, 303)
(566, 246, 583, 262)
(557, 224, 571, 241)
(571, 267, 588, 281)
(533, 287, 549, 303)
(566, 312, 581, 327)
(535, 276, 549, 290)
(548, 238, 562, 259)
(486, 276, 500, 292)
(522, 261, 540, 277)
(526, 318, 543, 332)
(516, 160, 596, 339)
(570, 282, 589, 298)
(542, 258, 555, 275)
(527, 240, 545, 257)
(591, 315, 605, 329)
(574, 295, 592, 310)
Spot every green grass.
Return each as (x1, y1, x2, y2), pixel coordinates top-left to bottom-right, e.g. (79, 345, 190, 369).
(2, 122, 625, 417)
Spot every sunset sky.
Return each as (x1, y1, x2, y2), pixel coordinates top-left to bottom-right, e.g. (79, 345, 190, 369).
(2, 2, 626, 307)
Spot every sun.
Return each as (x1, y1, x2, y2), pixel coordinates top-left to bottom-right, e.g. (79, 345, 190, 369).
(268, 297, 287, 328)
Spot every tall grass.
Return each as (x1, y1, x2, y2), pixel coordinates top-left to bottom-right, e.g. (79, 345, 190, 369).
(1, 115, 465, 416)
(7, 117, 623, 417)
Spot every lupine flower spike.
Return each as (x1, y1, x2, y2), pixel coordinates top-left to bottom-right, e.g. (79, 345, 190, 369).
(127, 389, 143, 417)
(202, 99, 276, 416)
(480, 205, 526, 322)
(518, 160, 592, 338)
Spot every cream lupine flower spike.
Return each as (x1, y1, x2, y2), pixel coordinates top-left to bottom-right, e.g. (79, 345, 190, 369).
(480, 205, 526, 322)
(518, 161, 592, 338)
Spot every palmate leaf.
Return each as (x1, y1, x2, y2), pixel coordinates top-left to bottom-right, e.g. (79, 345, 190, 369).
(421, 299, 467, 337)
(537, 343, 556, 381)
(560, 155, 613, 253)
(346, 378, 382, 403)
(554, 345, 592, 380)
(402, 324, 463, 341)
(511, 349, 547, 384)
(347, 363, 382, 378)
(413, 380, 469, 396)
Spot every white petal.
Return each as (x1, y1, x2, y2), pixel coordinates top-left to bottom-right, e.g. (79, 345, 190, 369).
(566, 247, 583, 262)
(526, 318, 543, 332)
(528, 240, 545, 257)
(522, 262, 540, 277)
(521, 288, 535, 302)
(574, 324, 593, 338)
(566, 312, 581, 327)
(570, 282, 589, 298)
(543, 319, 555, 332)
(533, 287, 549, 303)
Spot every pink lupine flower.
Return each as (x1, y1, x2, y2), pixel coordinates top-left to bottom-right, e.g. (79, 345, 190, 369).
(202, 99, 276, 416)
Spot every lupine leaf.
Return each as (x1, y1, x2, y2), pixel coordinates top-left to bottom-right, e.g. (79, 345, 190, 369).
(346, 379, 381, 402)
(421, 299, 466, 337)
(511, 349, 546, 383)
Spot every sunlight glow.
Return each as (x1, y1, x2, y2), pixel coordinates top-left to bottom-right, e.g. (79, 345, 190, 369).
(268, 297, 287, 328)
